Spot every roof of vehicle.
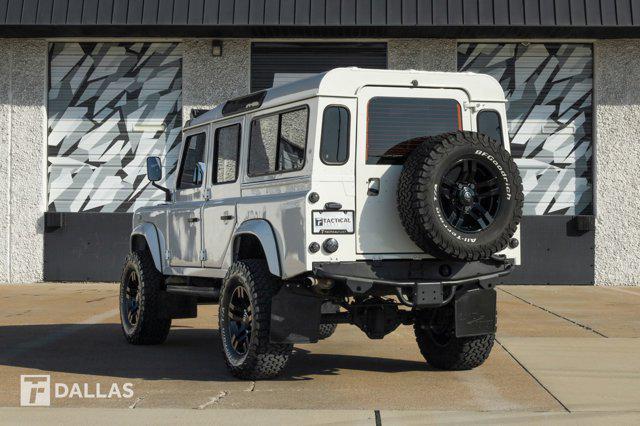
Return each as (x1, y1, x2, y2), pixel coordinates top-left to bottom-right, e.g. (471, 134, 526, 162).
(186, 68, 506, 128)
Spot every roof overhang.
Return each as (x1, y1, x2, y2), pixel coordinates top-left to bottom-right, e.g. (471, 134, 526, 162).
(1, 0, 640, 39)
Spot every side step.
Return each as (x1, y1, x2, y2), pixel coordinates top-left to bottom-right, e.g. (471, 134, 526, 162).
(166, 285, 220, 300)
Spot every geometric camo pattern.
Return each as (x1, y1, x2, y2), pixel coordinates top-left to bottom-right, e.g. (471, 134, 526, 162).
(47, 42, 182, 212)
(458, 43, 593, 215)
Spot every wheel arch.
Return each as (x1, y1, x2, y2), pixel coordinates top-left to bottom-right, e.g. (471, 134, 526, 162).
(130, 222, 164, 273)
(231, 219, 281, 277)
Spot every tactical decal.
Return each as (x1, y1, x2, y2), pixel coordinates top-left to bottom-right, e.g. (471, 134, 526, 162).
(48, 42, 182, 212)
(458, 43, 593, 215)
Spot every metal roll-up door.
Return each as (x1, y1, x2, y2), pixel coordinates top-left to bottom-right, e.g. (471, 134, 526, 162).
(45, 42, 182, 281)
(251, 42, 387, 92)
(458, 43, 594, 284)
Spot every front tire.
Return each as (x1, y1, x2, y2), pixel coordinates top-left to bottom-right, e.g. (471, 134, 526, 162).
(414, 304, 494, 370)
(120, 250, 171, 345)
(219, 259, 293, 379)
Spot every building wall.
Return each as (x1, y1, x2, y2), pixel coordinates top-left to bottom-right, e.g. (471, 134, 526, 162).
(388, 39, 457, 71)
(0, 39, 47, 283)
(182, 39, 250, 120)
(594, 40, 640, 285)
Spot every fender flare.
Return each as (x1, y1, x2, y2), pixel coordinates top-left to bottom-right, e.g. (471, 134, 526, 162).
(233, 219, 281, 277)
(131, 222, 164, 272)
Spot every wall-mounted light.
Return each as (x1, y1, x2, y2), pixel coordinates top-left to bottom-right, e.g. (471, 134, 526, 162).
(212, 40, 222, 57)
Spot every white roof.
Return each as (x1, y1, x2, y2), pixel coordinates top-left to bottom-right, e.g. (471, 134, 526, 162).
(187, 68, 505, 128)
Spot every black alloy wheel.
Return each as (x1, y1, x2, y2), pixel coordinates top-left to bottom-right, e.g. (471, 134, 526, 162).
(439, 158, 502, 233)
(227, 285, 253, 356)
(123, 269, 141, 330)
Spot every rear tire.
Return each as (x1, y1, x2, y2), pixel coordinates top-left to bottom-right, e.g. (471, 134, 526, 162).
(219, 259, 293, 380)
(414, 305, 494, 370)
(119, 250, 171, 345)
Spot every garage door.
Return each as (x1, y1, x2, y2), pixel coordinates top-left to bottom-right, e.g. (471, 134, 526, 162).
(457, 43, 594, 284)
(251, 42, 387, 91)
(458, 43, 593, 216)
(47, 42, 182, 213)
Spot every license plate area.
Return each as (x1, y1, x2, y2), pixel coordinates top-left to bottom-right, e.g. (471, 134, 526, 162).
(312, 210, 354, 234)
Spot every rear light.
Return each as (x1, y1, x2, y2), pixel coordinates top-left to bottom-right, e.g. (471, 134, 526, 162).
(323, 238, 339, 253)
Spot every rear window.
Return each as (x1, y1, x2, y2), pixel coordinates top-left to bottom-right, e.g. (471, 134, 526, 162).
(477, 110, 504, 144)
(320, 106, 350, 165)
(366, 97, 462, 165)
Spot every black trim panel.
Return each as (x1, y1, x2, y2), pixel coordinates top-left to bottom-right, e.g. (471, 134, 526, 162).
(496, 216, 595, 285)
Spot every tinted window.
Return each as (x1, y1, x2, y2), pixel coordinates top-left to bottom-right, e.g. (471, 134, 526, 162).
(214, 124, 240, 184)
(248, 107, 308, 176)
(178, 133, 206, 189)
(320, 106, 350, 165)
(477, 110, 504, 144)
(278, 108, 308, 171)
(367, 98, 461, 165)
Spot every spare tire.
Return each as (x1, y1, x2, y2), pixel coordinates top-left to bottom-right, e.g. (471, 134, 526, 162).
(397, 131, 523, 261)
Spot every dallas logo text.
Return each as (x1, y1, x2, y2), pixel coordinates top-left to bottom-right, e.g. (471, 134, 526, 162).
(20, 375, 134, 407)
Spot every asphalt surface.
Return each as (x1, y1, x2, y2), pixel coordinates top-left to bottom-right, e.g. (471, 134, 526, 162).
(0, 284, 639, 423)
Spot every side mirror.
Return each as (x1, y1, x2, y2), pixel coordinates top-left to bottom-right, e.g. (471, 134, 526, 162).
(146, 156, 162, 182)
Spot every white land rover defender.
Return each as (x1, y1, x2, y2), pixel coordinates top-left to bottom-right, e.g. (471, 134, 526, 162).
(120, 68, 523, 379)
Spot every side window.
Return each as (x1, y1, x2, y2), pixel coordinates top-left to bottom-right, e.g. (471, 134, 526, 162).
(214, 124, 241, 184)
(320, 106, 350, 165)
(177, 133, 206, 189)
(249, 115, 278, 176)
(477, 110, 504, 144)
(279, 108, 308, 171)
(248, 107, 309, 176)
(367, 97, 461, 165)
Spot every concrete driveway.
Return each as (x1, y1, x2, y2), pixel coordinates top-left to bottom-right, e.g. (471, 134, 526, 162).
(0, 284, 639, 424)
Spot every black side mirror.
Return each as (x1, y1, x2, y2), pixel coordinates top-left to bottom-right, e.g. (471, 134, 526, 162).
(146, 156, 171, 202)
(146, 156, 163, 182)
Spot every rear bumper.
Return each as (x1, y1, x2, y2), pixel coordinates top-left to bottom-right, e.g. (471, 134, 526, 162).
(312, 257, 512, 307)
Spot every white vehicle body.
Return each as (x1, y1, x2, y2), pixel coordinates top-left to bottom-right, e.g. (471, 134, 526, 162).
(131, 68, 520, 281)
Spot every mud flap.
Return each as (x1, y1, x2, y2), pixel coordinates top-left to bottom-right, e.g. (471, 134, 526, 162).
(158, 292, 197, 319)
(270, 285, 322, 344)
(455, 288, 496, 337)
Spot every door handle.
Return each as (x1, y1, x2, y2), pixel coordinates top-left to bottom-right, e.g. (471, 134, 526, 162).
(367, 178, 380, 196)
(220, 215, 234, 221)
(187, 217, 199, 223)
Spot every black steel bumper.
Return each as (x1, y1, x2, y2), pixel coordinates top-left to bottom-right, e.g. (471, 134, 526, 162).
(312, 257, 513, 307)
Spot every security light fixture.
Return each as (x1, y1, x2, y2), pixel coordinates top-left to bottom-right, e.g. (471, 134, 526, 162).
(211, 40, 222, 57)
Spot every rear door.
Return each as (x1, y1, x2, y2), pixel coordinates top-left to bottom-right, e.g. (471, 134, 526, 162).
(355, 87, 471, 255)
(202, 120, 243, 268)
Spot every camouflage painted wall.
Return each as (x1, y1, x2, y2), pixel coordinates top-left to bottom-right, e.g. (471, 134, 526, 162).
(47, 42, 182, 213)
(458, 43, 593, 216)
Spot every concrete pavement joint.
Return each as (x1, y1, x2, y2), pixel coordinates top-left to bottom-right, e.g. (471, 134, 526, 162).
(195, 391, 228, 410)
(495, 338, 570, 413)
(498, 287, 608, 337)
(128, 396, 144, 409)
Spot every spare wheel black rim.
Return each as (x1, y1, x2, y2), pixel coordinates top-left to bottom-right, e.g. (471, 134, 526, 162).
(227, 285, 252, 356)
(123, 269, 141, 329)
(439, 157, 502, 233)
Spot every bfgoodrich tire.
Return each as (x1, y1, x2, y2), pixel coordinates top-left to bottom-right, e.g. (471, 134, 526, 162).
(219, 259, 293, 380)
(120, 250, 171, 345)
(398, 131, 523, 261)
(415, 305, 494, 370)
